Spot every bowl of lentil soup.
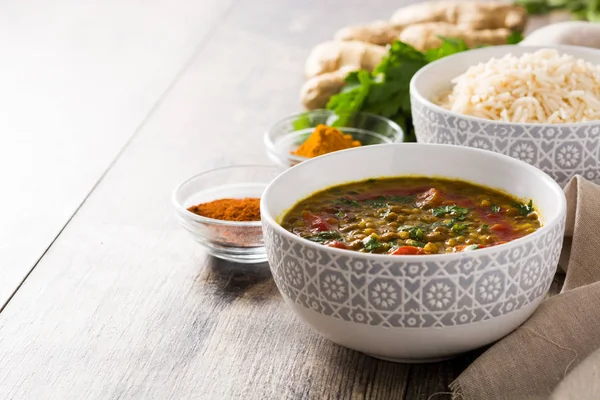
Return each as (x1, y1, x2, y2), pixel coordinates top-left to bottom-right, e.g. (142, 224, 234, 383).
(173, 165, 282, 264)
(261, 144, 566, 362)
(264, 110, 403, 167)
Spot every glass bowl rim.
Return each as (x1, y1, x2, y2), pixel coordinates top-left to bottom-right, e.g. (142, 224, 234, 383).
(263, 109, 405, 163)
(172, 164, 281, 228)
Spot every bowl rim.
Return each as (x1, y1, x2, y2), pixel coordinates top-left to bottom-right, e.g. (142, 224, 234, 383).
(263, 109, 405, 164)
(261, 143, 566, 261)
(172, 164, 282, 228)
(410, 44, 600, 128)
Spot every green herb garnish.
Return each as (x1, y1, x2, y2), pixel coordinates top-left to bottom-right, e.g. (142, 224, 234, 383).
(327, 39, 468, 142)
(365, 195, 388, 208)
(452, 223, 470, 234)
(292, 112, 312, 130)
(387, 195, 416, 204)
(306, 231, 342, 243)
(515, 0, 599, 21)
(464, 244, 480, 251)
(514, 200, 534, 216)
(432, 205, 469, 220)
(481, 224, 489, 232)
(363, 236, 382, 252)
(326, 33, 525, 142)
(407, 239, 426, 248)
(491, 204, 501, 214)
(336, 211, 345, 218)
(409, 227, 424, 241)
(424, 36, 469, 62)
(334, 197, 360, 207)
(506, 31, 525, 45)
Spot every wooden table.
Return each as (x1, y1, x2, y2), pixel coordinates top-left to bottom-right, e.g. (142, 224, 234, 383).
(0, 1, 560, 399)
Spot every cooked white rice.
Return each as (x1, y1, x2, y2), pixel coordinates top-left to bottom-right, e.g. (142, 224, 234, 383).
(439, 49, 600, 124)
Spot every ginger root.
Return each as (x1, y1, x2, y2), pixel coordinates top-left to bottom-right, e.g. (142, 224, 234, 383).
(300, 67, 356, 110)
(399, 22, 511, 51)
(391, 1, 527, 32)
(304, 40, 386, 78)
(334, 20, 404, 46)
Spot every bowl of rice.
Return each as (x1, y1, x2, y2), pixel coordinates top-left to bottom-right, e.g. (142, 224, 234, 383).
(410, 45, 600, 187)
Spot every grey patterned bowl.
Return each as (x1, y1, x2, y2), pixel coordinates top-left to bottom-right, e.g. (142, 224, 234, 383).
(410, 45, 600, 188)
(261, 144, 566, 362)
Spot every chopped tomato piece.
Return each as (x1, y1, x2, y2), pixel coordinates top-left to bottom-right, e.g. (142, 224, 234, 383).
(485, 213, 502, 220)
(391, 246, 423, 255)
(416, 188, 443, 208)
(303, 212, 330, 232)
(490, 223, 512, 233)
(380, 187, 427, 197)
(326, 240, 347, 249)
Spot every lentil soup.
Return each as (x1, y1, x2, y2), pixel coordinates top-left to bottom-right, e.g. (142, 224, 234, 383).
(280, 177, 541, 255)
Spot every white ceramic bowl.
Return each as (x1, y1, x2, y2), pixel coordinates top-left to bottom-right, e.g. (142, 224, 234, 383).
(410, 45, 600, 188)
(261, 144, 566, 362)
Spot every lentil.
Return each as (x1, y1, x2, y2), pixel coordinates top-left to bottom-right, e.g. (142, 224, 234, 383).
(281, 177, 541, 254)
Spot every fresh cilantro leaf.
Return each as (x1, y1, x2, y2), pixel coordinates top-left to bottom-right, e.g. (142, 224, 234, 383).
(481, 224, 489, 232)
(514, 0, 594, 21)
(406, 239, 426, 248)
(514, 0, 554, 14)
(387, 195, 416, 204)
(514, 200, 534, 216)
(507, 31, 524, 44)
(336, 211, 345, 218)
(334, 197, 360, 207)
(432, 205, 469, 220)
(365, 195, 388, 208)
(442, 219, 456, 228)
(292, 112, 311, 130)
(363, 236, 382, 252)
(374, 41, 427, 75)
(588, 0, 600, 22)
(424, 36, 469, 62)
(452, 223, 470, 234)
(326, 39, 470, 143)
(409, 227, 424, 241)
(327, 70, 373, 127)
(491, 204, 501, 214)
(306, 231, 341, 243)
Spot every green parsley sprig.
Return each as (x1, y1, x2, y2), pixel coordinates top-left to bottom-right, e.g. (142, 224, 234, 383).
(432, 205, 470, 221)
(514, 200, 535, 216)
(515, 0, 600, 21)
(326, 37, 471, 142)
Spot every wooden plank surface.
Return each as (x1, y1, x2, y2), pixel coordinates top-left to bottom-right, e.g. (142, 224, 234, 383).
(0, 0, 234, 306)
(0, 2, 562, 399)
(0, 1, 420, 398)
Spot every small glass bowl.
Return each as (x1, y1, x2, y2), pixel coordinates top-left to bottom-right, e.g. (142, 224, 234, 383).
(172, 165, 282, 264)
(264, 110, 404, 167)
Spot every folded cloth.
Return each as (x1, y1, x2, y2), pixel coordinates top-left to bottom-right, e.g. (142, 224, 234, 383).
(451, 176, 600, 400)
(551, 346, 600, 399)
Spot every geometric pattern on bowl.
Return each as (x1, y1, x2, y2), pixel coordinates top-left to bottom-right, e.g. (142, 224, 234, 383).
(411, 94, 600, 188)
(263, 217, 564, 328)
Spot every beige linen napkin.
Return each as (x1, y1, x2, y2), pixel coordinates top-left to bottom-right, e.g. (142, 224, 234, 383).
(451, 175, 600, 400)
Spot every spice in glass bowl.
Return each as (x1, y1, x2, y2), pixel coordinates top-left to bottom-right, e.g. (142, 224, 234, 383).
(292, 124, 361, 158)
(187, 198, 261, 222)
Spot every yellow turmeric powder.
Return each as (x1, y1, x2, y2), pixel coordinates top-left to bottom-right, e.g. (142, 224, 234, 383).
(292, 124, 361, 158)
